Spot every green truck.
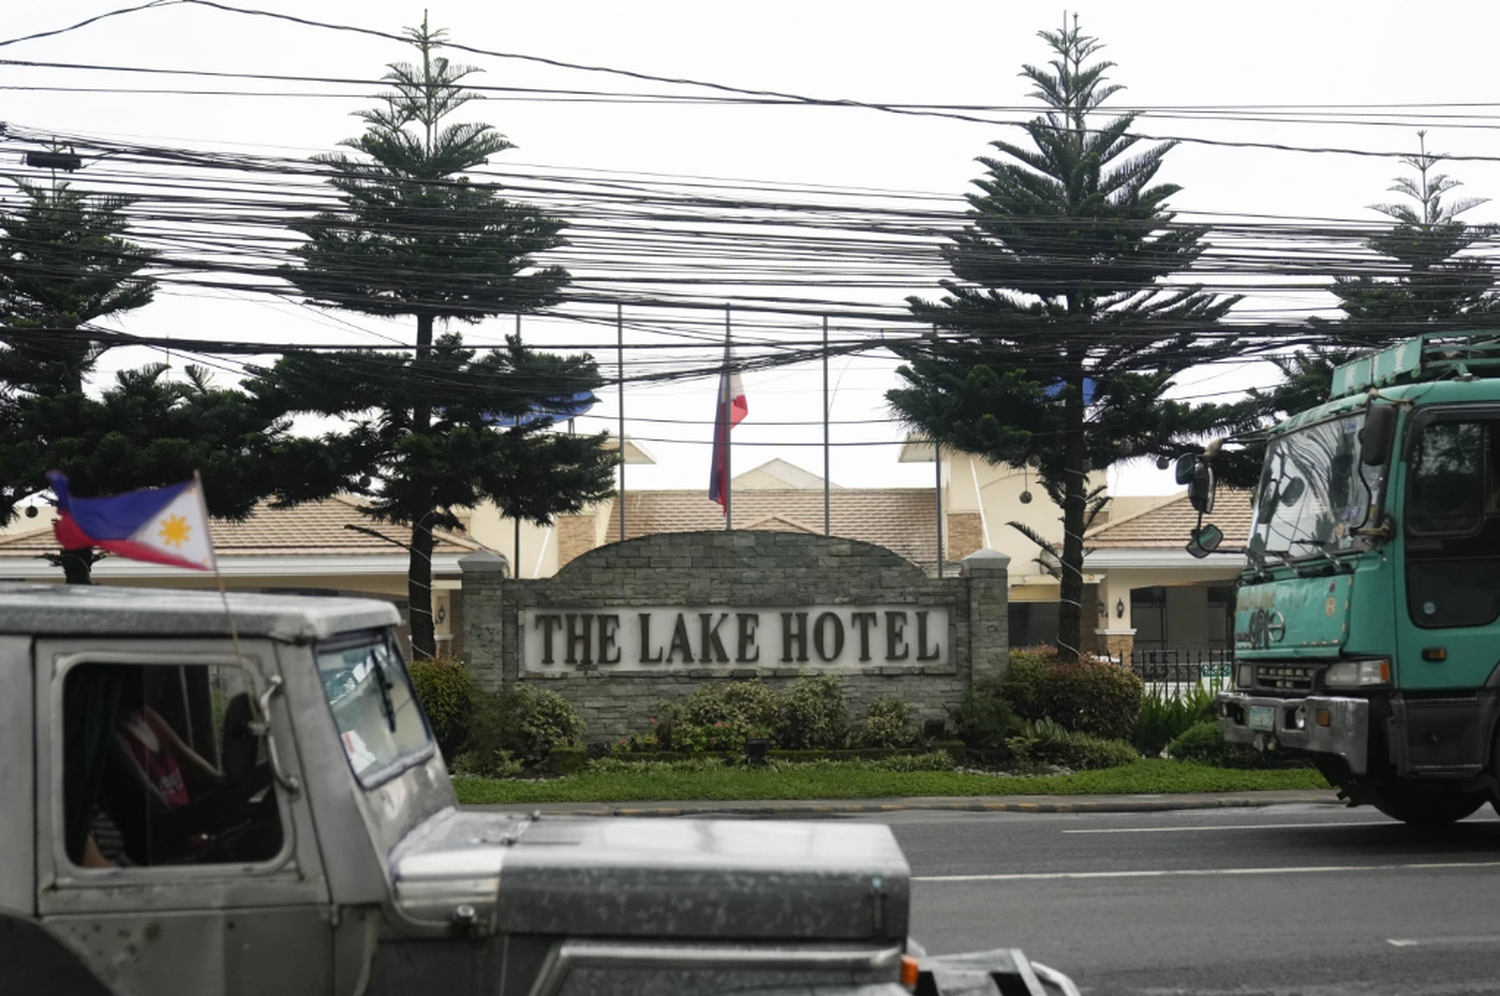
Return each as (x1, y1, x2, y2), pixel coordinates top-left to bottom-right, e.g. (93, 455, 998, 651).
(1184, 333, 1500, 825)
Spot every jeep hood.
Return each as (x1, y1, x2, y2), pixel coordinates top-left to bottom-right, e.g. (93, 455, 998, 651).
(390, 809, 911, 942)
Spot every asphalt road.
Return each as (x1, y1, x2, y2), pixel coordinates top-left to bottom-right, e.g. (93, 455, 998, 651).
(854, 803, 1500, 996)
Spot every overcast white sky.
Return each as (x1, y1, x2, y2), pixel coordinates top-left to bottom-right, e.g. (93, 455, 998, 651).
(5, 0, 1500, 499)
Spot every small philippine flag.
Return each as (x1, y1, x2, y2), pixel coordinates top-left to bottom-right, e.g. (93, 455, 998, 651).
(48, 471, 217, 572)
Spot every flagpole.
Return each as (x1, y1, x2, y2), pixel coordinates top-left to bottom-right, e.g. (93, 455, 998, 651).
(193, 471, 246, 663)
(618, 302, 626, 543)
(723, 303, 732, 531)
(822, 315, 830, 537)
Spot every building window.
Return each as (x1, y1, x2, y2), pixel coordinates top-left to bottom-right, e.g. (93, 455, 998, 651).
(1130, 586, 1167, 651)
(1206, 586, 1236, 650)
(1008, 602, 1060, 649)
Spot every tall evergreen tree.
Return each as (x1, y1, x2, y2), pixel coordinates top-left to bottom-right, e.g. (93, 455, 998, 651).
(0, 176, 354, 583)
(245, 334, 617, 657)
(0, 179, 155, 394)
(1256, 134, 1498, 421)
(1330, 132, 1497, 332)
(888, 19, 1247, 660)
(280, 17, 609, 657)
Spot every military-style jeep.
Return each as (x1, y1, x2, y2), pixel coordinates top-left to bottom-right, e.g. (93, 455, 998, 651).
(1, 584, 1075, 996)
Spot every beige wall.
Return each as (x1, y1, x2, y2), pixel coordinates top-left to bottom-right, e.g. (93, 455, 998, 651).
(948, 453, 1107, 594)
(464, 500, 560, 579)
(1092, 565, 1240, 652)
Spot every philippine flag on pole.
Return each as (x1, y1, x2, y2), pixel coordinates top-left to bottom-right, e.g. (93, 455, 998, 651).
(47, 471, 217, 571)
(708, 362, 748, 509)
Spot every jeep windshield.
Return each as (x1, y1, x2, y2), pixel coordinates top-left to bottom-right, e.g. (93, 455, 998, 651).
(1248, 411, 1385, 566)
(317, 632, 432, 786)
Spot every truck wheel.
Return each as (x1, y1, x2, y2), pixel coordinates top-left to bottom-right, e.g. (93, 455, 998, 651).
(1372, 788, 1485, 826)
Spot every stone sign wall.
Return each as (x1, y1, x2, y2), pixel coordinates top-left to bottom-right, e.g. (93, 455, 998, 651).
(460, 529, 1011, 740)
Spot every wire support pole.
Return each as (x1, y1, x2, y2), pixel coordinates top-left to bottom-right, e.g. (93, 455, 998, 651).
(822, 315, 830, 537)
(617, 302, 626, 543)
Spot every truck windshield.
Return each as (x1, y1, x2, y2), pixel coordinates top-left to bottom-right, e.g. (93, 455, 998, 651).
(317, 635, 431, 785)
(1248, 412, 1382, 563)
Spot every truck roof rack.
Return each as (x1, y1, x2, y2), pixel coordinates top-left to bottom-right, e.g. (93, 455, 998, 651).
(1330, 333, 1500, 398)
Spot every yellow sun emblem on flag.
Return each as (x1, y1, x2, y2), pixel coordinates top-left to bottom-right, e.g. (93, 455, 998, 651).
(158, 514, 191, 548)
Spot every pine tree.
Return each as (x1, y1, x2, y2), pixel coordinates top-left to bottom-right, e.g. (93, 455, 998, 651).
(888, 18, 1247, 660)
(1330, 131, 1497, 332)
(0, 179, 155, 394)
(245, 335, 618, 650)
(0, 175, 354, 583)
(1255, 134, 1498, 423)
(282, 17, 591, 657)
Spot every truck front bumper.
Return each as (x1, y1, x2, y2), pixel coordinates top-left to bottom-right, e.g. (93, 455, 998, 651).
(1216, 693, 1370, 775)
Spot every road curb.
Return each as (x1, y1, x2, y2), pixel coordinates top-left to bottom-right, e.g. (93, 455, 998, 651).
(474, 791, 1343, 818)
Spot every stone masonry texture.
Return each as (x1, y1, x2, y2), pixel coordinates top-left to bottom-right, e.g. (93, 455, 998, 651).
(461, 530, 1010, 741)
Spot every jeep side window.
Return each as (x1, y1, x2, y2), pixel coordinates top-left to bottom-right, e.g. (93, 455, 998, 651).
(63, 661, 283, 868)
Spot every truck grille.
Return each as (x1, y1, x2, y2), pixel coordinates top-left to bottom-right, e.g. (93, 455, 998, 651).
(1255, 664, 1320, 693)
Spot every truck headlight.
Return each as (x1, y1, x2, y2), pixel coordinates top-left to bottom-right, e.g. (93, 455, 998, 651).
(1236, 663, 1254, 688)
(1324, 659, 1390, 688)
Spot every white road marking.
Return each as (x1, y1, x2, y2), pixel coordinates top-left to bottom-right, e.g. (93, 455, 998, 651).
(1385, 935, 1500, 948)
(914, 860, 1500, 882)
(1062, 821, 1397, 834)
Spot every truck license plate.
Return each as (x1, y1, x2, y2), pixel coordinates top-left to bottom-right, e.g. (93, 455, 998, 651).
(1249, 705, 1276, 731)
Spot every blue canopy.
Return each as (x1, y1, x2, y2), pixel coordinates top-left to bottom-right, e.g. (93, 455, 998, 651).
(1042, 378, 1099, 406)
(482, 391, 597, 428)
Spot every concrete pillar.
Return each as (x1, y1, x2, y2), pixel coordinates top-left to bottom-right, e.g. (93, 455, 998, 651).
(458, 550, 509, 691)
(962, 548, 1011, 684)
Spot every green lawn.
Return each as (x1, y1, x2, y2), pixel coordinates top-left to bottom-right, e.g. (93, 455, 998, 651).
(453, 759, 1330, 805)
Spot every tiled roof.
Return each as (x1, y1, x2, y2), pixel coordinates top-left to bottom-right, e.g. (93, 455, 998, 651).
(0, 495, 482, 558)
(1086, 489, 1254, 549)
(613, 489, 946, 570)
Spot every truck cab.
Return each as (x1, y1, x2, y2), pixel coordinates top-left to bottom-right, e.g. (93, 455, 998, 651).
(1, 583, 1072, 996)
(1195, 334, 1500, 824)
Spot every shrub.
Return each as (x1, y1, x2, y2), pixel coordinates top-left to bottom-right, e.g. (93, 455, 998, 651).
(999, 647, 1143, 742)
(999, 646, 1056, 720)
(1006, 718, 1138, 770)
(449, 747, 523, 779)
(650, 681, 780, 753)
(949, 676, 1025, 750)
(857, 695, 919, 748)
(778, 674, 851, 749)
(465, 684, 586, 768)
(407, 657, 477, 757)
(1136, 684, 1217, 756)
(1169, 720, 1268, 769)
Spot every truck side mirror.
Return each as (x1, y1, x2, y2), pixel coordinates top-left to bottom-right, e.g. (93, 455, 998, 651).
(1187, 523, 1223, 559)
(1187, 461, 1216, 514)
(1174, 453, 1198, 486)
(1360, 404, 1396, 467)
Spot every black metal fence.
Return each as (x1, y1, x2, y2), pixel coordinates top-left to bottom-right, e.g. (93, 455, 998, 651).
(1120, 648, 1235, 694)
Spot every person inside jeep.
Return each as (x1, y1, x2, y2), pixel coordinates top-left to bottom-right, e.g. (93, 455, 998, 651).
(63, 663, 281, 868)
